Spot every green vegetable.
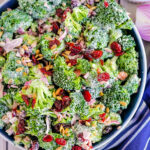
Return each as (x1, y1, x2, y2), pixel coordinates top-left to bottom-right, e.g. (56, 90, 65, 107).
(2, 52, 29, 85)
(76, 58, 91, 74)
(95, 0, 131, 29)
(118, 35, 136, 51)
(124, 74, 141, 94)
(53, 57, 81, 90)
(117, 48, 139, 74)
(65, 12, 82, 41)
(0, 56, 5, 68)
(0, 9, 32, 39)
(18, 0, 59, 19)
(72, 5, 89, 23)
(84, 23, 109, 49)
(109, 29, 122, 43)
(22, 79, 55, 110)
(40, 33, 65, 61)
(101, 83, 130, 112)
(26, 115, 47, 136)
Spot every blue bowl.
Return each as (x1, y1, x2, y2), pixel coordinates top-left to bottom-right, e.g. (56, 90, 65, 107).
(0, 1, 147, 149)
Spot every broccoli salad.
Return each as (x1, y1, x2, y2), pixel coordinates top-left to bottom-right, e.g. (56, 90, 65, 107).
(0, 0, 141, 150)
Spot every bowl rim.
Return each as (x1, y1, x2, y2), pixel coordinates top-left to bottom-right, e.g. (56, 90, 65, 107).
(0, 1, 147, 149)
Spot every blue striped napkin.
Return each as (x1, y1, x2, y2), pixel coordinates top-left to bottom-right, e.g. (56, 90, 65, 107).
(102, 68, 150, 150)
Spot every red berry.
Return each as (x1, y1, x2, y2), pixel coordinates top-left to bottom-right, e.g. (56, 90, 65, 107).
(70, 45, 81, 56)
(51, 22, 60, 34)
(83, 52, 93, 61)
(32, 55, 38, 64)
(100, 60, 104, 66)
(43, 135, 53, 142)
(68, 59, 77, 66)
(115, 51, 124, 56)
(54, 100, 62, 112)
(40, 68, 53, 76)
(97, 72, 110, 82)
(32, 99, 36, 109)
(21, 95, 29, 106)
(72, 145, 82, 150)
(49, 38, 60, 49)
(99, 113, 106, 122)
(82, 90, 92, 102)
(91, 50, 103, 59)
(104, 1, 109, 8)
(111, 42, 122, 53)
(55, 138, 67, 146)
(56, 8, 64, 18)
(62, 96, 71, 109)
(62, 8, 71, 22)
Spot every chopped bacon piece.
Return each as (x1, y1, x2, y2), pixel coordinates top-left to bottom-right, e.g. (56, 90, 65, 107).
(21, 95, 29, 106)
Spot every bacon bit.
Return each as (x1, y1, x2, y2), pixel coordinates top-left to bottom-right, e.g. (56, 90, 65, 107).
(120, 101, 127, 107)
(97, 72, 110, 82)
(99, 113, 106, 122)
(67, 59, 77, 66)
(100, 60, 104, 66)
(82, 90, 92, 102)
(104, 0, 109, 8)
(21, 95, 30, 106)
(106, 107, 109, 113)
(32, 99, 36, 109)
(83, 52, 93, 61)
(72, 146, 82, 150)
(16, 67, 23, 72)
(43, 135, 53, 142)
(56, 8, 64, 18)
(118, 71, 128, 81)
(74, 69, 81, 77)
(55, 138, 67, 146)
(99, 91, 104, 96)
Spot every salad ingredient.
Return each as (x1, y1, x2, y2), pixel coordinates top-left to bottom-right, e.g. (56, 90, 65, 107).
(0, 56, 5, 68)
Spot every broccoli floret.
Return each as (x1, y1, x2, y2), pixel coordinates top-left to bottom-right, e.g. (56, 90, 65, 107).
(118, 35, 136, 51)
(76, 58, 91, 74)
(0, 56, 5, 68)
(69, 92, 90, 119)
(123, 74, 141, 94)
(65, 12, 82, 41)
(72, 5, 89, 23)
(2, 52, 29, 85)
(117, 48, 138, 74)
(18, 0, 59, 19)
(26, 115, 47, 136)
(0, 9, 32, 39)
(109, 29, 122, 44)
(0, 103, 9, 129)
(95, 0, 132, 29)
(101, 83, 130, 112)
(40, 33, 65, 61)
(53, 57, 81, 90)
(84, 23, 109, 49)
(22, 79, 55, 110)
(101, 49, 114, 60)
(118, 19, 134, 30)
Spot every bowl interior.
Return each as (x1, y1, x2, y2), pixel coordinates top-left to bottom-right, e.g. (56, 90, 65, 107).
(0, 1, 147, 149)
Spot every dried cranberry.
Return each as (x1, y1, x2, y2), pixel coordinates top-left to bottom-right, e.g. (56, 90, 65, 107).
(55, 138, 67, 146)
(54, 100, 62, 112)
(104, 1, 109, 8)
(79, 117, 92, 125)
(97, 72, 110, 82)
(49, 38, 60, 49)
(62, 8, 71, 22)
(77, 133, 85, 142)
(83, 52, 93, 61)
(66, 42, 75, 47)
(62, 96, 71, 108)
(21, 95, 29, 106)
(111, 42, 122, 53)
(82, 90, 92, 102)
(58, 89, 65, 96)
(32, 55, 38, 64)
(91, 50, 103, 59)
(43, 135, 53, 142)
(16, 119, 26, 135)
(56, 8, 64, 18)
(32, 99, 36, 109)
(70, 45, 82, 56)
(100, 60, 104, 66)
(99, 113, 106, 122)
(72, 145, 82, 150)
(51, 22, 60, 34)
(29, 141, 39, 150)
(115, 51, 124, 56)
(68, 59, 77, 66)
(40, 68, 53, 76)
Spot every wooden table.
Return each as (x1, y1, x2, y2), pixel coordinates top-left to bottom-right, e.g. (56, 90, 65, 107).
(0, 0, 150, 150)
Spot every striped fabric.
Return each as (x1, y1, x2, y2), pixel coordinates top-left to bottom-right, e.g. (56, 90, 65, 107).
(101, 68, 150, 150)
